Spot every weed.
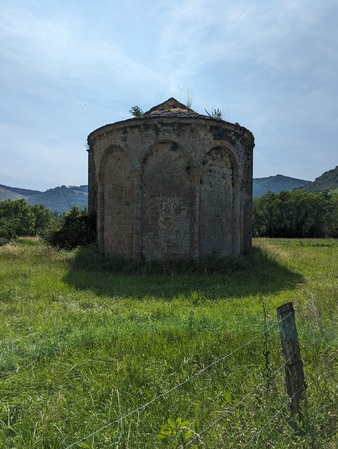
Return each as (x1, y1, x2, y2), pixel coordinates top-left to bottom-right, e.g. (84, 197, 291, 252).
(157, 417, 194, 446)
(0, 238, 337, 448)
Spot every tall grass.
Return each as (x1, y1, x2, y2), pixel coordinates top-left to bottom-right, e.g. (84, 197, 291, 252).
(0, 238, 337, 448)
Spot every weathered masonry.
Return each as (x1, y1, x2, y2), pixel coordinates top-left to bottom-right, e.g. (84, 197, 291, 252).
(87, 98, 255, 259)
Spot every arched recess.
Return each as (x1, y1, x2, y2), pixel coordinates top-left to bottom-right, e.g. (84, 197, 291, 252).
(199, 146, 239, 256)
(98, 145, 134, 256)
(142, 140, 192, 259)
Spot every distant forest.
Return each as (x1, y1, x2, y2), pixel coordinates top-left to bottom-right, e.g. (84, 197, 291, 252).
(1, 191, 337, 248)
(252, 166, 338, 238)
(0, 200, 94, 248)
(253, 190, 338, 238)
(1, 165, 337, 213)
(0, 184, 88, 214)
(0, 166, 337, 245)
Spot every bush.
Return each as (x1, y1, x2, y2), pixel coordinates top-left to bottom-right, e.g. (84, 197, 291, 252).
(253, 190, 337, 238)
(47, 207, 96, 250)
(0, 200, 60, 246)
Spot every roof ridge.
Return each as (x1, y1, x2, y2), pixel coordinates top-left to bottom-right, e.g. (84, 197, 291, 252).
(144, 97, 197, 115)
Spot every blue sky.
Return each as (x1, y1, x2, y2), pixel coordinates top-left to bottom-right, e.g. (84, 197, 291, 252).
(1, 0, 337, 191)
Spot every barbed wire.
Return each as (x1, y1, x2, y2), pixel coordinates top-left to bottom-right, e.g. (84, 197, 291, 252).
(240, 385, 305, 448)
(244, 343, 338, 448)
(179, 356, 291, 448)
(310, 345, 338, 379)
(306, 350, 338, 419)
(299, 321, 337, 345)
(64, 314, 291, 449)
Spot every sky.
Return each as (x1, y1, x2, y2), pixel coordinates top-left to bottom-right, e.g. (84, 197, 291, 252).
(1, 0, 338, 191)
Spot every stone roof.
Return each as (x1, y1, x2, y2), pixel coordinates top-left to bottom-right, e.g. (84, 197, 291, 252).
(144, 97, 200, 117)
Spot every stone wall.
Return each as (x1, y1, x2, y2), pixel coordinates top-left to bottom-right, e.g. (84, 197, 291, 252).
(87, 99, 254, 259)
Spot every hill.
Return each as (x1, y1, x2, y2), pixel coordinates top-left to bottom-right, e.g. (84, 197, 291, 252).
(1, 239, 337, 447)
(0, 185, 25, 201)
(1, 166, 337, 212)
(0, 184, 88, 213)
(298, 165, 338, 194)
(0, 184, 40, 201)
(253, 174, 310, 197)
(26, 185, 88, 213)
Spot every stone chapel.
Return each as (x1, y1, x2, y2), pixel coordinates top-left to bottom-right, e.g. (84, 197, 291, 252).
(87, 98, 254, 259)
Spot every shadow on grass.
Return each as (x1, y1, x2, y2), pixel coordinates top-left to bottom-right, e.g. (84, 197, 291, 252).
(62, 243, 304, 300)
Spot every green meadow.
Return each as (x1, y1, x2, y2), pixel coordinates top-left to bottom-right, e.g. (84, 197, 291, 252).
(0, 238, 337, 448)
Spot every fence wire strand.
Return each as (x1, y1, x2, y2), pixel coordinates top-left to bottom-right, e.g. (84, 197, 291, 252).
(240, 390, 302, 448)
(240, 329, 338, 448)
(64, 315, 291, 449)
(179, 357, 291, 448)
(307, 350, 338, 418)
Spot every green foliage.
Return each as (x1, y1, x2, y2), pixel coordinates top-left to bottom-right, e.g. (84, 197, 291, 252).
(27, 185, 88, 214)
(71, 245, 257, 275)
(47, 207, 96, 250)
(328, 193, 338, 237)
(0, 239, 337, 448)
(129, 105, 144, 116)
(253, 190, 338, 238)
(253, 174, 310, 197)
(0, 199, 34, 240)
(0, 184, 88, 214)
(0, 200, 95, 251)
(157, 417, 193, 446)
(30, 204, 60, 237)
(205, 107, 223, 119)
(0, 184, 40, 202)
(0, 199, 58, 245)
(299, 165, 338, 194)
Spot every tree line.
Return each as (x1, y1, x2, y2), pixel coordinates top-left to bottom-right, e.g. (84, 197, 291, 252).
(0, 199, 95, 248)
(1, 191, 337, 249)
(0, 199, 58, 244)
(253, 190, 338, 238)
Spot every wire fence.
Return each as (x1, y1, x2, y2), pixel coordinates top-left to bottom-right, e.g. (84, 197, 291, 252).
(64, 309, 337, 449)
(179, 357, 292, 449)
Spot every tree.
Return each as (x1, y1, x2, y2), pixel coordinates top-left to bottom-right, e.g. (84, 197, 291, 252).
(31, 204, 59, 237)
(129, 106, 144, 117)
(253, 190, 333, 238)
(47, 207, 96, 250)
(0, 199, 34, 240)
(252, 191, 276, 237)
(327, 193, 338, 238)
(0, 199, 62, 245)
(205, 107, 223, 119)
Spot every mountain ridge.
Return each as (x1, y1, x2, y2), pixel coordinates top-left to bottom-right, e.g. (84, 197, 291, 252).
(253, 174, 310, 197)
(0, 184, 88, 214)
(1, 166, 337, 213)
(297, 165, 338, 194)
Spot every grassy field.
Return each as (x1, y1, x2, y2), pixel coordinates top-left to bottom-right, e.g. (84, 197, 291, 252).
(0, 238, 337, 448)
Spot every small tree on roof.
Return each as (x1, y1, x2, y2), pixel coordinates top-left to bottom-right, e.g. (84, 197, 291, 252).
(205, 107, 223, 119)
(129, 106, 144, 117)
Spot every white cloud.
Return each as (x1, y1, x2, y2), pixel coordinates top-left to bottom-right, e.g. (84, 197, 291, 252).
(0, 0, 337, 188)
(152, 0, 338, 83)
(0, 3, 162, 90)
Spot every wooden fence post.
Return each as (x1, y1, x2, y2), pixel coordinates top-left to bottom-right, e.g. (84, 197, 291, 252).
(277, 302, 306, 423)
